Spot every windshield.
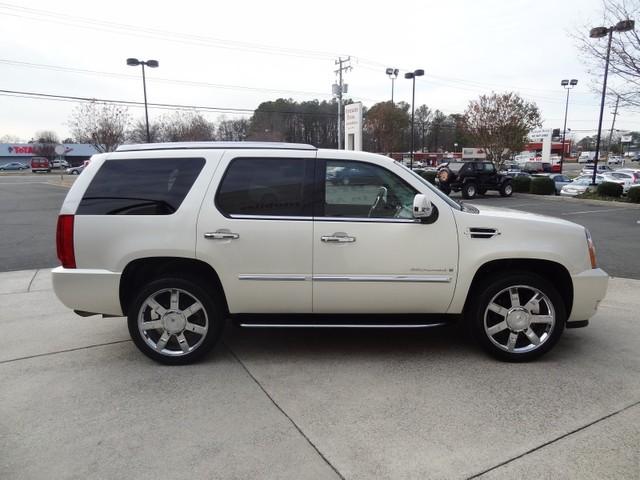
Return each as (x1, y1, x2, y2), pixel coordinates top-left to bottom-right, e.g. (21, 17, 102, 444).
(395, 162, 462, 211)
(445, 162, 466, 172)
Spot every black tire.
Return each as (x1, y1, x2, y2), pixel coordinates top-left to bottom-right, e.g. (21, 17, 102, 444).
(127, 276, 224, 365)
(468, 272, 565, 362)
(500, 181, 513, 197)
(462, 182, 477, 199)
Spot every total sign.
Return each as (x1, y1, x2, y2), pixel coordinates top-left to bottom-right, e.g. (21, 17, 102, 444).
(5, 145, 35, 156)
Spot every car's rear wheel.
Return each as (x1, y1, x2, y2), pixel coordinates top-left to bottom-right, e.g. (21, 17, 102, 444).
(500, 181, 513, 197)
(462, 182, 477, 199)
(127, 277, 223, 365)
(469, 272, 565, 361)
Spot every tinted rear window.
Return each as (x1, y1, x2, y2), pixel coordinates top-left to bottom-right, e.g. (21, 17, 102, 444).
(77, 157, 205, 215)
(216, 157, 312, 217)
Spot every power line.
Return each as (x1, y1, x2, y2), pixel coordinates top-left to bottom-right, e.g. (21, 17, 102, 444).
(0, 58, 335, 98)
(0, 88, 339, 117)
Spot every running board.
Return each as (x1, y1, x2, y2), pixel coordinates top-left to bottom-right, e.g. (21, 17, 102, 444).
(239, 322, 447, 329)
(232, 313, 453, 329)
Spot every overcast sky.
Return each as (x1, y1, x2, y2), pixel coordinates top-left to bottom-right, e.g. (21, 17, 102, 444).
(1, 0, 638, 143)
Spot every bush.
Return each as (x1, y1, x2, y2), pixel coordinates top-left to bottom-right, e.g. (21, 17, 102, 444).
(597, 181, 623, 198)
(628, 186, 640, 203)
(512, 176, 531, 193)
(529, 176, 555, 195)
(417, 170, 437, 185)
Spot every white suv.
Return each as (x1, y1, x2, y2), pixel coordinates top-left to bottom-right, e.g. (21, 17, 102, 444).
(53, 142, 608, 364)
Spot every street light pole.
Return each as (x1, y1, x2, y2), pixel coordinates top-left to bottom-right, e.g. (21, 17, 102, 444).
(404, 69, 424, 169)
(589, 19, 634, 185)
(560, 79, 578, 174)
(386, 68, 399, 104)
(126, 58, 159, 143)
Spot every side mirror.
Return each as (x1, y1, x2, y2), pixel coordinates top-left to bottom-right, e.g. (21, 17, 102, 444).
(413, 194, 433, 219)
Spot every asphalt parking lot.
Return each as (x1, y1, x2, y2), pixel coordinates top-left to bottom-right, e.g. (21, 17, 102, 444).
(1, 174, 639, 479)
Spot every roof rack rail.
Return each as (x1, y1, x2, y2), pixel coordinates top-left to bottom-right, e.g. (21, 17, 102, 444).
(115, 141, 317, 152)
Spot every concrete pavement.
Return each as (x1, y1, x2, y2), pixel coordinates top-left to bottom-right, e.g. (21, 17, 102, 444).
(1, 270, 638, 479)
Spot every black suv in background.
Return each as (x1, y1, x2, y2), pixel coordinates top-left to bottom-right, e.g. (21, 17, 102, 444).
(436, 161, 513, 199)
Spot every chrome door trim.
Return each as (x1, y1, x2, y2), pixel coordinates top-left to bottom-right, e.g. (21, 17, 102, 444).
(312, 274, 452, 283)
(238, 274, 310, 281)
(318, 217, 420, 224)
(230, 214, 313, 221)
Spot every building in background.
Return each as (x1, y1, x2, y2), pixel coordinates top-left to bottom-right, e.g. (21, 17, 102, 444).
(0, 143, 98, 167)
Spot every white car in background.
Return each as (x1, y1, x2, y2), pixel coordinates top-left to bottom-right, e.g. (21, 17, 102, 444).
(607, 156, 623, 165)
(602, 172, 634, 193)
(560, 175, 604, 197)
(581, 164, 613, 175)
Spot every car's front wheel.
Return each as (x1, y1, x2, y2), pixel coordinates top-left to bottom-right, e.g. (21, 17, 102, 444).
(469, 272, 565, 361)
(127, 277, 224, 365)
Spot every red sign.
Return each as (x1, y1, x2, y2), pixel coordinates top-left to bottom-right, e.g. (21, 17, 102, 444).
(7, 145, 34, 155)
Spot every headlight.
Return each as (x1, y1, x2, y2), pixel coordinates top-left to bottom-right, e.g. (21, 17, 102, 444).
(585, 228, 597, 269)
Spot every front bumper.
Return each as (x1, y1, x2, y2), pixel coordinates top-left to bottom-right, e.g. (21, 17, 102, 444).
(568, 268, 609, 323)
(52, 267, 123, 316)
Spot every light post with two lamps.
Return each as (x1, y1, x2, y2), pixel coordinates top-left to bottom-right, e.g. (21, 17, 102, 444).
(126, 58, 159, 143)
(588, 19, 634, 185)
(560, 79, 578, 173)
(404, 69, 424, 169)
(385, 68, 399, 104)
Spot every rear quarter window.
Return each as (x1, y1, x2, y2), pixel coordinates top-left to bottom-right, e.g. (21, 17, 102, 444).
(77, 157, 205, 215)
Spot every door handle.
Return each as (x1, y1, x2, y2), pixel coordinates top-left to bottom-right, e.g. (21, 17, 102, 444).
(204, 229, 240, 240)
(321, 232, 356, 243)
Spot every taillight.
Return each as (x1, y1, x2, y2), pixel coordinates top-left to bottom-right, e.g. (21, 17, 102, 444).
(56, 215, 76, 268)
(585, 228, 597, 269)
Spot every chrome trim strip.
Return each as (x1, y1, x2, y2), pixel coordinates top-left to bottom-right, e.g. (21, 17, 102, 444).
(239, 323, 447, 329)
(319, 217, 420, 224)
(313, 274, 451, 283)
(238, 274, 309, 281)
(230, 215, 313, 221)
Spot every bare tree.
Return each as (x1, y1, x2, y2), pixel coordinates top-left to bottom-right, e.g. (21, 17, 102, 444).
(69, 101, 130, 152)
(216, 116, 249, 141)
(575, 0, 640, 106)
(159, 111, 215, 142)
(463, 92, 542, 169)
(127, 118, 162, 143)
(0, 134, 24, 143)
(33, 130, 60, 160)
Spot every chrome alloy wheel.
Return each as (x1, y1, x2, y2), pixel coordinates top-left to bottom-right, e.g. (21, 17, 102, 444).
(483, 285, 556, 354)
(137, 288, 209, 357)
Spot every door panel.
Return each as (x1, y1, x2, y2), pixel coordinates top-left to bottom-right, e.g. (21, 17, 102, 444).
(313, 156, 458, 314)
(196, 151, 315, 314)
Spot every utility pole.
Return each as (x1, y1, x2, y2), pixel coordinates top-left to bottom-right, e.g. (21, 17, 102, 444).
(607, 94, 620, 155)
(334, 57, 351, 149)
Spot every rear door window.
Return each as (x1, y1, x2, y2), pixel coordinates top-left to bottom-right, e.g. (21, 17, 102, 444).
(77, 157, 205, 215)
(215, 157, 313, 217)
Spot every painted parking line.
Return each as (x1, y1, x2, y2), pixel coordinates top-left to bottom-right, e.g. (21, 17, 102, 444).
(561, 207, 631, 215)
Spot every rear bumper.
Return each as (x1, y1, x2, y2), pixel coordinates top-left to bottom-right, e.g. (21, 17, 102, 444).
(52, 267, 123, 316)
(568, 268, 609, 323)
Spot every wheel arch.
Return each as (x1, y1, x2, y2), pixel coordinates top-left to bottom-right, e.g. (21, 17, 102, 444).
(119, 257, 228, 316)
(463, 258, 573, 320)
